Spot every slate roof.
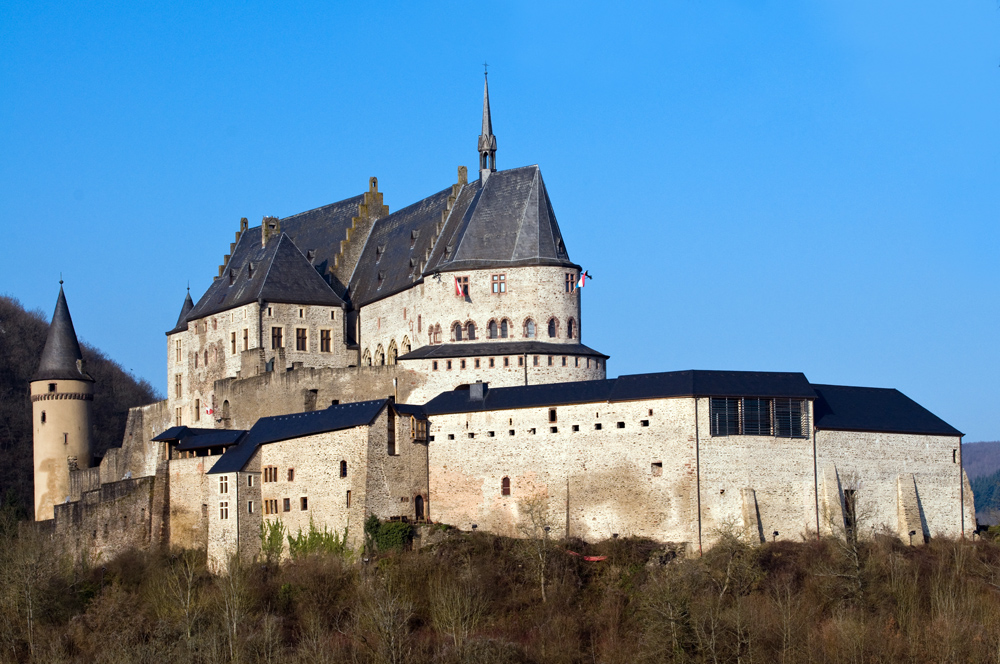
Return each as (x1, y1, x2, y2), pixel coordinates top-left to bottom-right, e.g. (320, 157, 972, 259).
(348, 185, 455, 307)
(208, 399, 388, 474)
(424, 166, 577, 274)
(153, 426, 247, 450)
(181, 233, 346, 327)
(398, 341, 609, 361)
(167, 290, 195, 335)
(279, 194, 366, 296)
(420, 370, 816, 416)
(812, 384, 962, 436)
(35, 286, 94, 382)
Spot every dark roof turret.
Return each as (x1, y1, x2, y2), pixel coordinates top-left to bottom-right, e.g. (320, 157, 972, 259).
(167, 288, 195, 335)
(34, 283, 93, 382)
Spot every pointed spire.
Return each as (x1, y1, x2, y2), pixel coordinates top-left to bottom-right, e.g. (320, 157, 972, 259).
(478, 69, 497, 180)
(34, 283, 93, 382)
(175, 287, 194, 329)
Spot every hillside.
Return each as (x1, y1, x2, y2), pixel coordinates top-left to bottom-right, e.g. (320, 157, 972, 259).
(963, 441, 1000, 480)
(0, 294, 161, 516)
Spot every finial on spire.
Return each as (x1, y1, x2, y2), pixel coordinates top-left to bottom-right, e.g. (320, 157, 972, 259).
(483, 60, 489, 75)
(478, 69, 497, 181)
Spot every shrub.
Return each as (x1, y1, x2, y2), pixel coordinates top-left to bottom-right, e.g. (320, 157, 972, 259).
(287, 519, 351, 559)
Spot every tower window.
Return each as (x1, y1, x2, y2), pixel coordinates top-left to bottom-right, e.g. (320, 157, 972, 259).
(340, 460, 347, 477)
(300, 497, 308, 511)
(500, 319, 509, 338)
(567, 318, 576, 339)
(48, 383, 57, 393)
(565, 273, 576, 292)
(194, 399, 201, 422)
(283, 498, 290, 512)
(243, 329, 249, 351)
(231, 332, 237, 355)
(287, 468, 295, 482)
(501, 476, 511, 496)
(456, 276, 469, 297)
(219, 476, 228, 494)
(547, 318, 558, 338)
(524, 319, 535, 338)
(40, 411, 46, 424)
(296, 328, 307, 351)
(219, 502, 229, 520)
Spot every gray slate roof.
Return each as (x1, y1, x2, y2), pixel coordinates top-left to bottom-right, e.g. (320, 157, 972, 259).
(35, 286, 93, 382)
(181, 233, 346, 327)
(208, 399, 389, 474)
(175, 164, 580, 329)
(167, 290, 195, 335)
(812, 384, 962, 436)
(398, 341, 609, 360)
(424, 166, 576, 274)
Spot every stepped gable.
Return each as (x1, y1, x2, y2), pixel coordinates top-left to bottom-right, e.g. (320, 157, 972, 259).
(425, 165, 576, 274)
(348, 185, 456, 307)
(812, 384, 963, 436)
(279, 195, 367, 297)
(166, 290, 195, 335)
(34, 285, 93, 382)
(181, 232, 345, 326)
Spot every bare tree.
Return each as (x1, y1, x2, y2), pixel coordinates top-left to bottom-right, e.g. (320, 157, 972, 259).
(217, 554, 251, 663)
(430, 571, 486, 659)
(516, 493, 556, 603)
(356, 575, 413, 664)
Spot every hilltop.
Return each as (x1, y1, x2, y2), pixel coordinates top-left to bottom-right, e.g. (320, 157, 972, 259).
(0, 294, 160, 515)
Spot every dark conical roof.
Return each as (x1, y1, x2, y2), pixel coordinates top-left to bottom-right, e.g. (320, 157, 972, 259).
(34, 285, 93, 382)
(167, 289, 195, 335)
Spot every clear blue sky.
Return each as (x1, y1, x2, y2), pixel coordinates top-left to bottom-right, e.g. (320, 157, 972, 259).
(2, 2, 997, 441)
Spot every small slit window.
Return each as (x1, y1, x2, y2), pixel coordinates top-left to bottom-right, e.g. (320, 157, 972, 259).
(501, 476, 511, 496)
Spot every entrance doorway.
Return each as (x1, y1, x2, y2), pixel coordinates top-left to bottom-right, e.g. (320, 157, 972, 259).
(414, 495, 424, 522)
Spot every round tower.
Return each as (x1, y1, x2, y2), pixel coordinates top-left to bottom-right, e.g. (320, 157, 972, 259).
(30, 283, 94, 521)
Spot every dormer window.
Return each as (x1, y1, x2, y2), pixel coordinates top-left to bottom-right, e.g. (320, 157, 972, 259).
(229, 269, 236, 286)
(410, 230, 420, 248)
(445, 244, 453, 260)
(247, 262, 254, 278)
(375, 245, 385, 262)
(377, 271, 385, 289)
(306, 249, 316, 263)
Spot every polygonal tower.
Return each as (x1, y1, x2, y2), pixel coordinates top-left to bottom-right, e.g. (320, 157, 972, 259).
(30, 283, 94, 521)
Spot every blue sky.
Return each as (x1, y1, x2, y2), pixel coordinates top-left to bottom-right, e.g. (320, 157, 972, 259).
(2, 2, 997, 440)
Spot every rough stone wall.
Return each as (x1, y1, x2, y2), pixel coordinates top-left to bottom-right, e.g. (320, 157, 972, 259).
(401, 354, 605, 404)
(696, 398, 819, 543)
(427, 397, 698, 544)
(206, 470, 240, 573)
(120, 399, 171, 479)
(53, 476, 155, 562)
(364, 408, 430, 522)
(168, 301, 355, 429)
(168, 456, 213, 550)
(256, 426, 372, 553)
(358, 265, 586, 365)
(212, 364, 420, 430)
(816, 430, 971, 539)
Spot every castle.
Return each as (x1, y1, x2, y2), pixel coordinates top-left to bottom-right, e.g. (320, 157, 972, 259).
(29, 76, 975, 569)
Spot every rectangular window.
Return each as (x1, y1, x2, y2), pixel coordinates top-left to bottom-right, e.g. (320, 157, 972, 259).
(287, 468, 295, 482)
(346, 490, 351, 508)
(175, 407, 182, 426)
(300, 497, 308, 511)
(219, 476, 228, 494)
(456, 276, 469, 297)
(489, 358, 495, 368)
(248, 475, 254, 487)
(248, 501, 254, 514)
(417, 314, 421, 332)
(194, 352, 198, 368)
(175, 340, 182, 362)
(651, 462, 663, 477)
(320, 329, 331, 352)
(474, 359, 480, 368)
(548, 356, 553, 366)
(562, 356, 567, 366)
(565, 273, 576, 292)
(742, 398, 772, 436)
(283, 498, 290, 512)
(460, 359, 466, 369)
(432, 361, 438, 371)
(263, 466, 277, 482)
(298, 308, 304, 318)
(446, 360, 452, 370)
(549, 408, 557, 423)
(219, 502, 229, 520)
(231, 332, 237, 355)
(491, 274, 507, 293)
(518, 356, 523, 367)
(774, 398, 806, 438)
(710, 398, 741, 437)
(194, 399, 201, 422)
(503, 357, 509, 367)
(175, 374, 182, 398)
(271, 327, 283, 349)
(295, 328, 307, 351)
(243, 329, 249, 351)
(533, 356, 539, 366)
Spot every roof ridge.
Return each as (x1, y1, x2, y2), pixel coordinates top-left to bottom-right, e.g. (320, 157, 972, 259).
(279, 193, 366, 222)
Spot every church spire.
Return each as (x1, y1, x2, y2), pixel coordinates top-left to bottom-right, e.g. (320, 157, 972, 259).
(478, 69, 497, 181)
(34, 282, 93, 382)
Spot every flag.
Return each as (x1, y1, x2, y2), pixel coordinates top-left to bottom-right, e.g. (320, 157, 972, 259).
(577, 270, 592, 288)
(205, 407, 214, 415)
(454, 277, 463, 297)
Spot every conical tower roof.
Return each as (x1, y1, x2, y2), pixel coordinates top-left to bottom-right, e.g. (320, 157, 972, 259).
(34, 284, 93, 382)
(167, 289, 195, 334)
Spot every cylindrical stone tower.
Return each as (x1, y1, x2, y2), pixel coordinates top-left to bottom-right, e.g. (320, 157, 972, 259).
(30, 284, 94, 521)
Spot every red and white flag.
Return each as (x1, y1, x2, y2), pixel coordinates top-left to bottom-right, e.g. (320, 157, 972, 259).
(205, 407, 214, 415)
(454, 277, 463, 297)
(577, 270, 592, 288)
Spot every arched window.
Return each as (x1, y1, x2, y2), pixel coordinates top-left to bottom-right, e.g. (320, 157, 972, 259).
(222, 400, 231, 423)
(488, 320, 498, 339)
(453, 322, 463, 341)
(340, 460, 347, 478)
(375, 345, 385, 365)
(466, 321, 477, 340)
(362, 349, 372, 366)
(524, 318, 536, 338)
(501, 476, 511, 496)
(401, 336, 411, 354)
(434, 325, 442, 344)
(500, 319, 509, 338)
(547, 318, 558, 338)
(387, 341, 397, 365)
(567, 318, 576, 339)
